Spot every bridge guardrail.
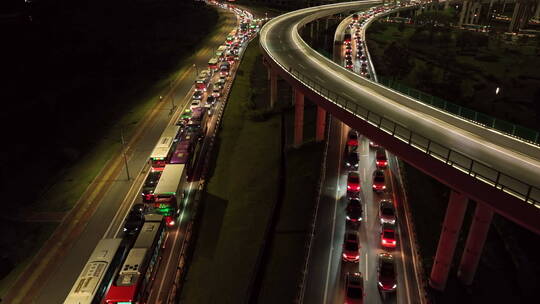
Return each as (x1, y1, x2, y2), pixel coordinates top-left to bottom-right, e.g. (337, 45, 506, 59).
(263, 49, 540, 205)
(378, 77, 540, 146)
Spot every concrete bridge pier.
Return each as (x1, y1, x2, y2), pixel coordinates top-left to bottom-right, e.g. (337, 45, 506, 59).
(458, 202, 494, 285)
(429, 190, 469, 291)
(294, 88, 304, 148)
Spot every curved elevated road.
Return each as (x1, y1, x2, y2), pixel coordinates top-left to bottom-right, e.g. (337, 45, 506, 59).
(260, 0, 540, 233)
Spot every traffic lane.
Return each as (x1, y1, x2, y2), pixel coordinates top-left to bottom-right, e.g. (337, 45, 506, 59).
(34, 9, 239, 304)
(262, 3, 540, 188)
(302, 117, 343, 304)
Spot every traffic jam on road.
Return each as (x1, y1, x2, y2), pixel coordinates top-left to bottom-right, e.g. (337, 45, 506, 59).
(62, 4, 261, 304)
(339, 4, 409, 304)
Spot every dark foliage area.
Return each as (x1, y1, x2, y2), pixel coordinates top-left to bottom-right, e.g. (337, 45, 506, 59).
(0, 0, 217, 205)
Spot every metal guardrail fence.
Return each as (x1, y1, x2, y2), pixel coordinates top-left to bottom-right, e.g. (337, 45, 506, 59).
(379, 77, 540, 145)
(277, 63, 540, 206)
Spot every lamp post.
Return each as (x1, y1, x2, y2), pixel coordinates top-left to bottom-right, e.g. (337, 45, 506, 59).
(120, 128, 131, 180)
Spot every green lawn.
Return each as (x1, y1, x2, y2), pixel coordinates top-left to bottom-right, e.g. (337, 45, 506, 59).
(180, 37, 282, 304)
(258, 141, 325, 304)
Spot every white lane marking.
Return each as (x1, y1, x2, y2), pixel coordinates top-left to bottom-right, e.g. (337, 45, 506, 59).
(363, 167, 366, 180)
(365, 252, 368, 280)
(322, 121, 344, 304)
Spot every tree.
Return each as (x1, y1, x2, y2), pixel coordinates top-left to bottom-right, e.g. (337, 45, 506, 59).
(383, 42, 415, 80)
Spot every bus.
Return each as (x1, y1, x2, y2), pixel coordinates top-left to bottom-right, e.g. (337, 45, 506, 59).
(170, 132, 195, 165)
(151, 164, 186, 226)
(149, 125, 180, 170)
(63, 238, 127, 304)
(208, 57, 219, 70)
(103, 215, 166, 304)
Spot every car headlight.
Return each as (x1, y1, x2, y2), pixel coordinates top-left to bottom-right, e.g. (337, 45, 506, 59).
(392, 284, 397, 289)
(346, 216, 351, 220)
(378, 282, 383, 287)
(123, 228, 127, 232)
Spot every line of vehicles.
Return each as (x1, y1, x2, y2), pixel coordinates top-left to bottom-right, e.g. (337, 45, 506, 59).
(342, 129, 399, 304)
(63, 3, 259, 304)
(340, 7, 404, 304)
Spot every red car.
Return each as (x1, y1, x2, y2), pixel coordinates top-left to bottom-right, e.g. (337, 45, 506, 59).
(372, 170, 386, 193)
(347, 172, 361, 194)
(375, 148, 388, 168)
(342, 232, 360, 262)
(381, 223, 397, 248)
(377, 253, 397, 293)
(344, 272, 364, 304)
(347, 129, 359, 147)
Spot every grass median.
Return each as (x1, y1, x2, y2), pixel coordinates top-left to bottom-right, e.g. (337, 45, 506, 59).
(180, 36, 281, 303)
(258, 141, 325, 304)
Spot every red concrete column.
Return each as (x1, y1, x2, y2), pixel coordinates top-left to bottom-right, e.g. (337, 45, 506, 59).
(457, 202, 494, 285)
(294, 89, 304, 148)
(429, 190, 468, 291)
(270, 68, 278, 108)
(316, 106, 326, 142)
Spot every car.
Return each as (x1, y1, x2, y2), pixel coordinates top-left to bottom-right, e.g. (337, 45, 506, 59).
(361, 62, 368, 68)
(342, 231, 360, 262)
(356, 50, 363, 58)
(192, 90, 204, 100)
(356, 44, 363, 50)
(346, 198, 363, 223)
(345, 44, 352, 50)
(375, 148, 388, 168)
(360, 67, 368, 74)
(206, 95, 217, 107)
(345, 60, 354, 70)
(212, 87, 221, 97)
(345, 48, 352, 55)
(360, 55, 367, 61)
(190, 99, 201, 109)
(372, 170, 386, 192)
(123, 204, 146, 235)
(379, 200, 396, 224)
(377, 253, 397, 293)
(194, 80, 207, 92)
(345, 151, 359, 169)
(345, 53, 352, 60)
(347, 171, 361, 194)
(347, 129, 359, 147)
(214, 80, 224, 89)
(381, 223, 397, 248)
(141, 170, 162, 202)
(344, 272, 364, 304)
(219, 74, 227, 82)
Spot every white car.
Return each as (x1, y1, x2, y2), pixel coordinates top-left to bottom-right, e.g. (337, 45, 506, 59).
(190, 100, 201, 110)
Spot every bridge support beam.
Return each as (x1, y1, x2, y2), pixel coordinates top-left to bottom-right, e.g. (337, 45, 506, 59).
(294, 89, 304, 148)
(429, 190, 468, 291)
(316, 106, 326, 142)
(270, 68, 278, 109)
(458, 202, 494, 285)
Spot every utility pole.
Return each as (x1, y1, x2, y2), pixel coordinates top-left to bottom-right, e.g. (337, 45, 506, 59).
(120, 128, 131, 180)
